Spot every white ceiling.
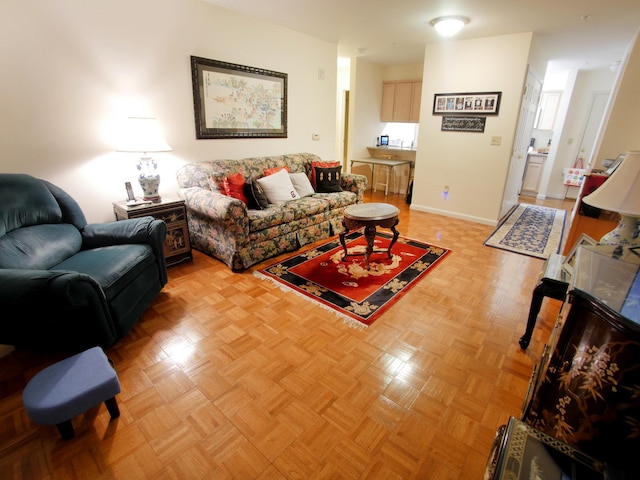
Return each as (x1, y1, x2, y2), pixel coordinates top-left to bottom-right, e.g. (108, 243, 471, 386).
(204, 0, 640, 72)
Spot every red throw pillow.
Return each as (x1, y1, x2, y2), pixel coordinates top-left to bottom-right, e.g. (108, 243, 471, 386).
(310, 161, 340, 189)
(263, 166, 290, 177)
(223, 173, 248, 205)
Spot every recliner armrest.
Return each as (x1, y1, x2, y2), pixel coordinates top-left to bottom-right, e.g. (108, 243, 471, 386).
(0, 269, 118, 348)
(0, 269, 102, 306)
(82, 217, 168, 286)
(82, 217, 161, 246)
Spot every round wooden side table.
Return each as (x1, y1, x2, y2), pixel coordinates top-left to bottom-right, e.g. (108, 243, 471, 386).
(339, 202, 400, 269)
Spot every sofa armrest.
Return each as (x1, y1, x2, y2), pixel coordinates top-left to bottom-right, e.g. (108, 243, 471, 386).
(341, 173, 368, 203)
(180, 187, 247, 216)
(0, 269, 118, 348)
(179, 187, 250, 269)
(180, 187, 249, 232)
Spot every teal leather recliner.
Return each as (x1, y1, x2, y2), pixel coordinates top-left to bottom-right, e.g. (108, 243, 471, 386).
(0, 174, 168, 351)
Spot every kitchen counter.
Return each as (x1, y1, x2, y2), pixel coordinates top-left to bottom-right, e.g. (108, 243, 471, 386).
(367, 146, 416, 162)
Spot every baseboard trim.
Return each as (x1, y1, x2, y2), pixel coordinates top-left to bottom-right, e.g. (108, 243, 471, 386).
(409, 204, 497, 226)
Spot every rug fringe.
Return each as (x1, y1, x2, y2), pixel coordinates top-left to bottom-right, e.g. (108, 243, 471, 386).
(253, 271, 368, 331)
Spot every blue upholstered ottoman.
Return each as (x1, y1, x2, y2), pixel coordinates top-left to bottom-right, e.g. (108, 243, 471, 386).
(22, 346, 121, 440)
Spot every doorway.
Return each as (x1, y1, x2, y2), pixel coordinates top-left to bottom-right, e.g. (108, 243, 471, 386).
(342, 90, 349, 170)
(499, 68, 541, 219)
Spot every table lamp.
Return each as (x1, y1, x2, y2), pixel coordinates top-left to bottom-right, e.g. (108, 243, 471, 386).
(116, 117, 172, 202)
(582, 150, 640, 247)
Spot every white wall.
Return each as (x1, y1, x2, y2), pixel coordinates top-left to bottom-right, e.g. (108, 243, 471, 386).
(348, 58, 386, 161)
(593, 30, 640, 161)
(382, 64, 423, 82)
(540, 68, 616, 199)
(412, 33, 533, 225)
(0, 0, 338, 222)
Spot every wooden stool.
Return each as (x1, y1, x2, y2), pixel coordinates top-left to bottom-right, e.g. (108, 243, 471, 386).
(22, 346, 121, 440)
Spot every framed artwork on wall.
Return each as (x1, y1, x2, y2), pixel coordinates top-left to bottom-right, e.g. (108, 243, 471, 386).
(190, 56, 288, 139)
(433, 91, 501, 115)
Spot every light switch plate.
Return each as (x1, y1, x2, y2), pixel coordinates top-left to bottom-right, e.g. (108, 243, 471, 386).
(490, 136, 502, 146)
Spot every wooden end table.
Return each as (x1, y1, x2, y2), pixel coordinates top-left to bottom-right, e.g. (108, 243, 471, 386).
(339, 202, 400, 269)
(113, 197, 192, 267)
(518, 253, 569, 349)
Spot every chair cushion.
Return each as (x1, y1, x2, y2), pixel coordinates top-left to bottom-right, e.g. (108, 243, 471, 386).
(51, 244, 155, 301)
(22, 346, 120, 425)
(0, 224, 82, 269)
(0, 174, 62, 236)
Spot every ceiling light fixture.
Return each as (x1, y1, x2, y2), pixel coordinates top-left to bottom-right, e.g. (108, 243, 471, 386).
(430, 16, 470, 37)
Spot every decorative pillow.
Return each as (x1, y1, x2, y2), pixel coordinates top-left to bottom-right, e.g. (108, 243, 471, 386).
(222, 173, 248, 205)
(289, 172, 315, 197)
(310, 161, 340, 189)
(256, 168, 300, 205)
(207, 174, 224, 193)
(264, 166, 290, 177)
(314, 166, 342, 193)
(244, 178, 270, 210)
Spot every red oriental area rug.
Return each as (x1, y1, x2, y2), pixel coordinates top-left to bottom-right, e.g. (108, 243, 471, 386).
(254, 231, 451, 328)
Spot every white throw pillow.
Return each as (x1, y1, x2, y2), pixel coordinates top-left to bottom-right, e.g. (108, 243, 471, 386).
(289, 172, 315, 197)
(256, 169, 300, 205)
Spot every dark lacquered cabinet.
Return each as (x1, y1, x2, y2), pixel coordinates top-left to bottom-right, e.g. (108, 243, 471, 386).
(113, 198, 192, 267)
(521, 245, 640, 472)
(485, 417, 619, 480)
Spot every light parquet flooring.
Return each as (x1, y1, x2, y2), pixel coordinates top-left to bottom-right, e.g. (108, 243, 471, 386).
(0, 192, 574, 479)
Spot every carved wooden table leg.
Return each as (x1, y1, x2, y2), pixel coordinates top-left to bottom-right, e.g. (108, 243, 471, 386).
(363, 225, 377, 269)
(388, 219, 400, 259)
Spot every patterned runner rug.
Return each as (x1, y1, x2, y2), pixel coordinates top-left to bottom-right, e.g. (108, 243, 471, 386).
(484, 204, 566, 259)
(254, 231, 450, 328)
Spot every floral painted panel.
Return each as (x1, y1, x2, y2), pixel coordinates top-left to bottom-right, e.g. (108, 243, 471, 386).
(524, 290, 640, 470)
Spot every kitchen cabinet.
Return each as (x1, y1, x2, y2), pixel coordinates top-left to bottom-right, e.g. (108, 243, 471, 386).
(521, 154, 546, 194)
(381, 81, 421, 123)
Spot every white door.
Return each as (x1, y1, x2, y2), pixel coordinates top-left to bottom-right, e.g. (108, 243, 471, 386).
(499, 69, 542, 219)
(578, 92, 609, 166)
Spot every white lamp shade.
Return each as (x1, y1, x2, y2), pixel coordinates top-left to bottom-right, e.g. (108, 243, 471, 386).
(115, 117, 172, 153)
(582, 151, 640, 216)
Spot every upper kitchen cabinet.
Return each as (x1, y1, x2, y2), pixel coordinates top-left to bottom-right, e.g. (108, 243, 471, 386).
(381, 81, 422, 123)
(534, 91, 561, 130)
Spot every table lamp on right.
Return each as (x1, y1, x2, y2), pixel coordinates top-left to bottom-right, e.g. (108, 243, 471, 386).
(582, 150, 640, 247)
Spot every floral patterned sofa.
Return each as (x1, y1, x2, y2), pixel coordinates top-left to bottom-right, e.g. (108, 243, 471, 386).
(176, 153, 367, 270)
